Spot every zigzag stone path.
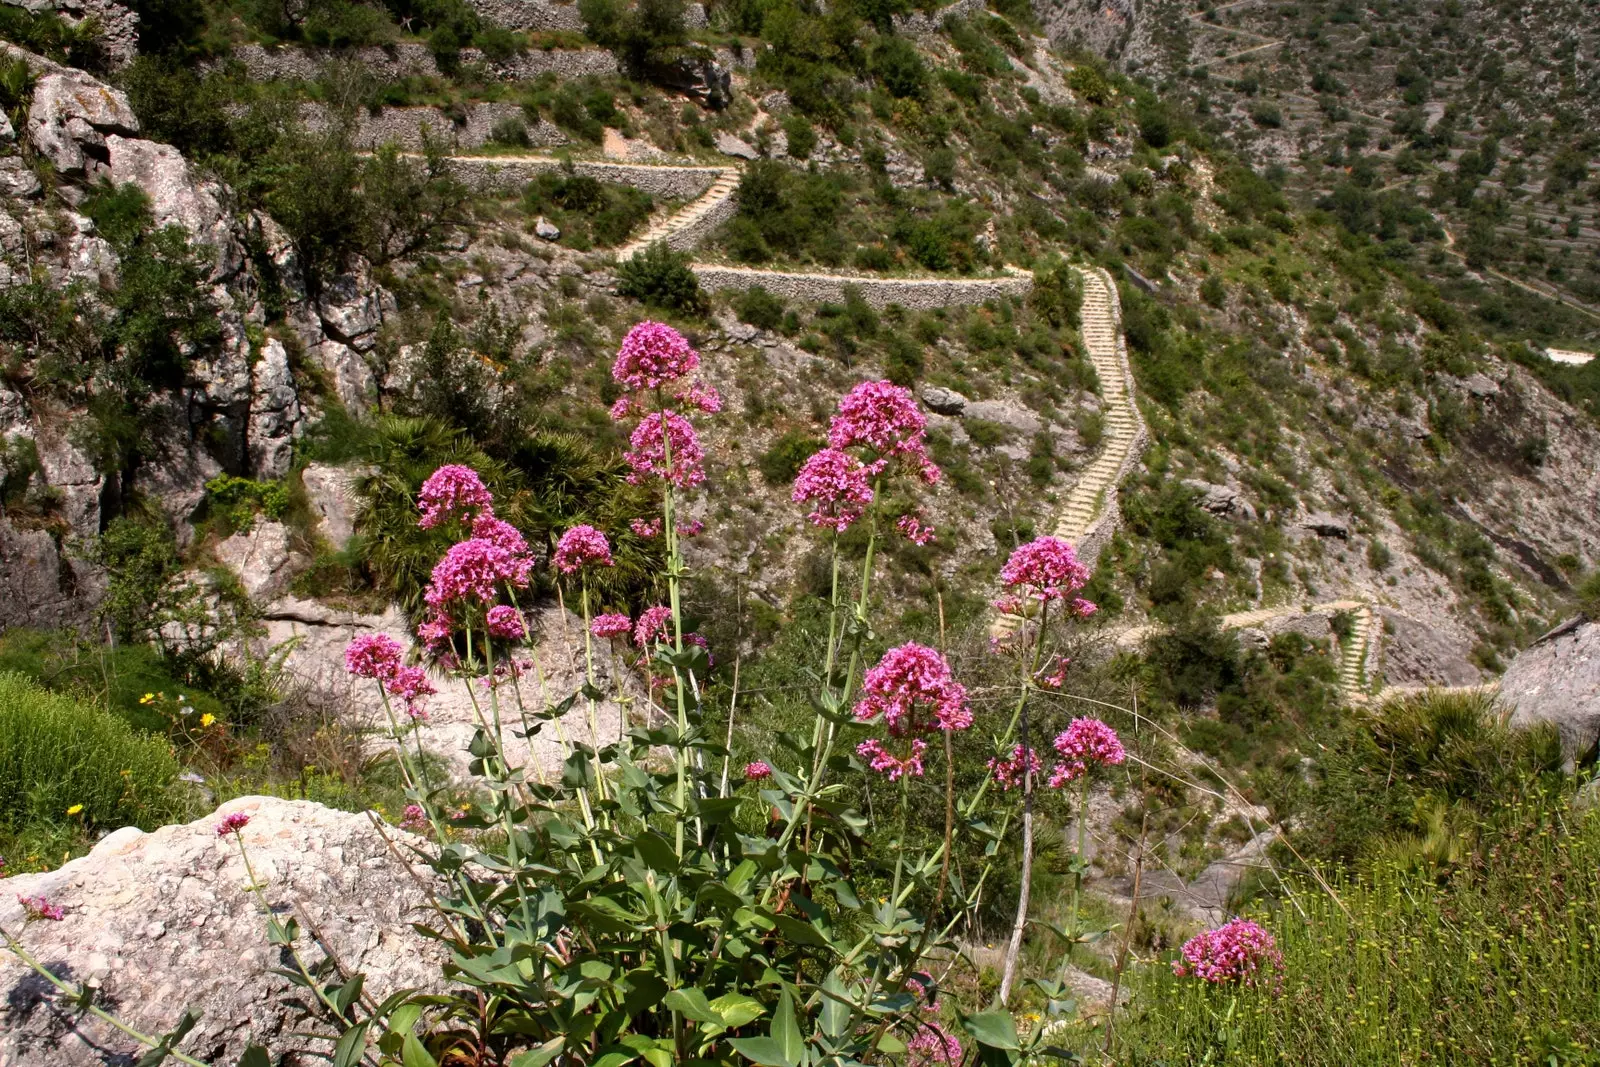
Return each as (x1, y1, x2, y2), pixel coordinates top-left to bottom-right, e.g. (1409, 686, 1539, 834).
(436, 153, 1483, 706)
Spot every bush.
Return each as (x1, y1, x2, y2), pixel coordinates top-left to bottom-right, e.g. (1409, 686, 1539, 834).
(781, 113, 816, 159)
(1067, 63, 1115, 105)
(0, 672, 181, 833)
(733, 285, 785, 330)
(869, 35, 927, 99)
(757, 429, 824, 484)
(616, 241, 706, 312)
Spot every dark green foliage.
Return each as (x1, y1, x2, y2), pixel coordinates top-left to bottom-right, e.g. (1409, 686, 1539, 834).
(80, 517, 183, 643)
(868, 35, 927, 99)
(579, 0, 690, 76)
(733, 285, 786, 330)
(730, 160, 845, 264)
(0, 4, 108, 71)
(781, 113, 817, 160)
(0, 672, 181, 833)
(1028, 258, 1082, 329)
(923, 146, 956, 190)
(1579, 571, 1600, 621)
(202, 475, 291, 536)
(757, 429, 825, 485)
(1199, 273, 1227, 308)
(522, 171, 654, 249)
(616, 242, 706, 313)
(1298, 691, 1565, 865)
(1066, 62, 1114, 106)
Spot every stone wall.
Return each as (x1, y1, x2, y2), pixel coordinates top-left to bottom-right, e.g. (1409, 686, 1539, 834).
(445, 155, 727, 198)
(658, 187, 738, 251)
(464, 0, 583, 31)
(1, 0, 139, 66)
(892, 0, 990, 36)
(689, 264, 1034, 311)
(220, 42, 618, 83)
(299, 101, 569, 151)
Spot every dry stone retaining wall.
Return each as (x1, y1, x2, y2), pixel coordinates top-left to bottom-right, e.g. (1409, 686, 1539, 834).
(301, 102, 569, 151)
(690, 264, 1034, 310)
(444, 154, 727, 198)
(221, 42, 619, 82)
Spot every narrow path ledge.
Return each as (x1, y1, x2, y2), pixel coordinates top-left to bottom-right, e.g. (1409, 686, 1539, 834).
(689, 263, 1034, 310)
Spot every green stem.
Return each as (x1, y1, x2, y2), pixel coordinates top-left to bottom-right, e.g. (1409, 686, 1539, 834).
(0, 928, 214, 1067)
(235, 835, 346, 1021)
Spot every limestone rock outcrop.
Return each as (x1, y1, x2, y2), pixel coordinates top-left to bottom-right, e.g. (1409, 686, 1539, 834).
(1502, 617, 1600, 761)
(0, 796, 447, 1065)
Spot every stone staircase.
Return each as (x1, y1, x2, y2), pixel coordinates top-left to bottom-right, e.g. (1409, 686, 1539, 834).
(993, 267, 1145, 639)
(1337, 603, 1376, 701)
(616, 166, 741, 260)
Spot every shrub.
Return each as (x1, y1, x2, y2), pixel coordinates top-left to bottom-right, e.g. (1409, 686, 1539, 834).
(869, 35, 928, 99)
(616, 242, 706, 312)
(1028, 258, 1082, 328)
(733, 285, 786, 330)
(1067, 62, 1115, 105)
(757, 428, 824, 484)
(0, 672, 181, 833)
(1200, 273, 1227, 308)
(781, 113, 816, 159)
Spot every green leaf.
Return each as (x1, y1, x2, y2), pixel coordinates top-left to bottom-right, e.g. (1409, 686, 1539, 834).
(664, 987, 724, 1024)
(509, 1038, 565, 1067)
(962, 1010, 1021, 1051)
(387, 1002, 424, 1037)
(709, 992, 767, 1030)
(771, 989, 804, 1067)
(237, 1046, 270, 1067)
(632, 829, 679, 873)
(331, 1022, 370, 1067)
(818, 971, 851, 1040)
(333, 973, 365, 1017)
(727, 1036, 795, 1067)
(590, 1049, 639, 1067)
(402, 1032, 438, 1067)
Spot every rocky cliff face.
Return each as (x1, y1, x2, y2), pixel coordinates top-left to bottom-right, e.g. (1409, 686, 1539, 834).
(1502, 617, 1600, 763)
(0, 796, 447, 1065)
(0, 45, 392, 630)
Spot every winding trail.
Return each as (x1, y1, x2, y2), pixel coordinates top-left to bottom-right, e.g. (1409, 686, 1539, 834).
(438, 151, 1492, 706)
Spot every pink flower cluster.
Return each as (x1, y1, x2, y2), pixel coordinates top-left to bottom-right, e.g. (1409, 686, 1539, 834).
(472, 514, 531, 557)
(400, 804, 428, 832)
(216, 812, 251, 837)
(631, 517, 662, 538)
(591, 613, 633, 640)
(828, 380, 940, 483)
(486, 605, 525, 640)
(1173, 918, 1282, 984)
(624, 411, 706, 489)
(907, 1022, 964, 1066)
(896, 513, 936, 546)
(553, 525, 614, 574)
(987, 744, 1042, 791)
(612, 320, 700, 391)
(18, 895, 64, 922)
(857, 737, 927, 781)
(792, 448, 874, 532)
(853, 643, 972, 736)
(853, 644, 970, 781)
(998, 536, 1094, 612)
(345, 634, 404, 679)
(417, 465, 494, 530)
(743, 761, 773, 781)
(1048, 717, 1125, 787)
(675, 381, 723, 414)
(424, 538, 533, 609)
(633, 605, 674, 649)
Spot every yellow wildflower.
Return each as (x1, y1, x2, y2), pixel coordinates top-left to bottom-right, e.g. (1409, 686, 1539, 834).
(66, 804, 83, 816)
(199, 713, 216, 728)
(140, 693, 155, 704)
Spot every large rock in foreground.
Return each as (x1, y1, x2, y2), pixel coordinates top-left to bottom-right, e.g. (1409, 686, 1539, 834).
(1502, 617, 1600, 762)
(0, 797, 445, 1065)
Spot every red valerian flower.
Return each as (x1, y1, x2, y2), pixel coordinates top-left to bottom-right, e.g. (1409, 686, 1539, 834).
(471, 514, 531, 558)
(486, 605, 526, 640)
(417, 465, 494, 530)
(1173, 918, 1282, 984)
(613, 321, 701, 392)
(907, 1021, 964, 1066)
(633, 605, 674, 648)
(591, 613, 633, 639)
(896, 513, 936, 545)
(853, 643, 972, 735)
(17, 895, 64, 922)
(792, 448, 874, 532)
(987, 744, 1042, 791)
(684, 631, 714, 667)
(631, 517, 662, 538)
(743, 761, 773, 781)
(624, 411, 706, 488)
(423, 538, 533, 608)
(1048, 717, 1126, 786)
(827, 380, 940, 482)
(400, 804, 428, 832)
(417, 611, 452, 653)
(675, 381, 723, 414)
(386, 665, 437, 719)
(553, 525, 615, 574)
(999, 536, 1095, 612)
(216, 811, 251, 837)
(344, 634, 403, 680)
(856, 737, 928, 781)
